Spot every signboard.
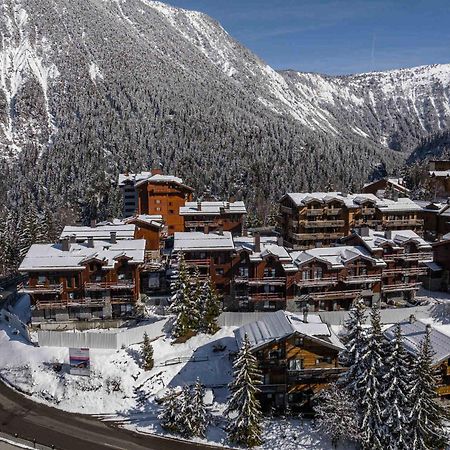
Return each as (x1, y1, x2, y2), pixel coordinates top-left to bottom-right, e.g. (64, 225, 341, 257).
(69, 348, 90, 376)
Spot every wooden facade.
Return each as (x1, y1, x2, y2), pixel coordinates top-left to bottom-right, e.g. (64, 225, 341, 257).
(136, 174, 193, 235)
(362, 178, 410, 198)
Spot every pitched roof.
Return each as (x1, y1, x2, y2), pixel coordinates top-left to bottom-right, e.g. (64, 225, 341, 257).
(19, 240, 146, 272)
(134, 174, 193, 191)
(125, 214, 164, 229)
(234, 310, 344, 352)
(384, 319, 450, 366)
(376, 197, 423, 213)
(179, 201, 247, 216)
(290, 245, 386, 269)
(351, 229, 432, 252)
(282, 192, 380, 208)
(173, 231, 235, 251)
(118, 171, 152, 186)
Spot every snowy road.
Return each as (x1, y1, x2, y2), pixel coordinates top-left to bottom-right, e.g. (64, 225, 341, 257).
(0, 382, 224, 450)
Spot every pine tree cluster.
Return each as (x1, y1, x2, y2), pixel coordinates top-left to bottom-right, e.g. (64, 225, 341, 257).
(316, 300, 449, 450)
(170, 254, 221, 339)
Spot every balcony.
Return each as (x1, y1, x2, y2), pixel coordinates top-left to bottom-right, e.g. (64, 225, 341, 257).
(306, 209, 323, 217)
(354, 219, 381, 227)
(248, 277, 286, 286)
(67, 297, 108, 307)
(290, 232, 345, 241)
(437, 384, 450, 396)
(309, 289, 363, 301)
(248, 293, 286, 302)
(184, 220, 215, 229)
(19, 283, 64, 294)
(360, 207, 376, 215)
(383, 252, 433, 262)
(383, 219, 424, 228)
(84, 281, 135, 290)
(287, 367, 347, 383)
(303, 220, 345, 229)
(35, 299, 66, 310)
(184, 258, 211, 267)
(296, 276, 338, 287)
(381, 282, 422, 293)
(324, 208, 342, 216)
(342, 274, 381, 284)
(382, 267, 428, 277)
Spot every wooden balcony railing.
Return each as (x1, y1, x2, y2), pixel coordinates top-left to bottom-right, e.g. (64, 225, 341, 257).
(185, 259, 211, 267)
(381, 282, 422, 293)
(360, 207, 376, 215)
(309, 289, 362, 301)
(248, 277, 286, 286)
(249, 293, 286, 302)
(383, 252, 432, 262)
(84, 281, 135, 290)
(382, 267, 428, 277)
(184, 220, 216, 228)
(303, 220, 345, 229)
(325, 208, 342, 216)
(342, 274, 381, 284)
(354, 219, 381, 227)
(291, 232, 345, 241)
(436, 384, 450, 396)
(306, 209, 323, 217)
(296, 277, 339, 287)
(383, 219, 424, 227)
(19, 283, 64, 294)
(35, 299, 66, 310)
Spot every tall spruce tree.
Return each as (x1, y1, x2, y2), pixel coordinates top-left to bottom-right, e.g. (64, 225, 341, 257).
(190, 379, 209, 438)
(200, 278, 221, 334)
(141, 332, 154, 371)
(382, 324, 413, 449)
(159, 388, 181, 433)
(409, 325, 449, 450)
(225, 334, 263, 448)
(341, 297, 367, 367)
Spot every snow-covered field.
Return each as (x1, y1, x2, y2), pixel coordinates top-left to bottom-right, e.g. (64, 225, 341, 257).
(0, 296, 347, 449)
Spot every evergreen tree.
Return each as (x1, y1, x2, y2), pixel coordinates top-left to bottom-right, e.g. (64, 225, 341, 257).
(178, 384, 196, 437)
(141, 332, 154, 371)
(382, 324, 413, 449)
(190, 379, 209, 438)
(200, 278, 221, 334)
(314, 383, 360, 449)
(409, 325, 449, 450)
(225, 334, 263, 448)
(159, 388, 181, 433)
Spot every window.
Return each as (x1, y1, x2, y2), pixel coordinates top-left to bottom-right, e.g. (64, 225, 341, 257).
(38, 275, 46, 285)
(302, 270, 310, 280)
(155, 199, 161, 204)
(238, 267, 248, 277)
(294, 337, 304, 347)
(216, 268, 224, 276)
(313, 267, 323, 279)
(67, 277, 73, 288)
(156, 207, 161, 211)
(169, 209, 174, 214)
(288, 359, 304, 371)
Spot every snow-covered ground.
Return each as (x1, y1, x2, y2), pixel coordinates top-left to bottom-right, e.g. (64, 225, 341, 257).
(0, 296, 349, 449)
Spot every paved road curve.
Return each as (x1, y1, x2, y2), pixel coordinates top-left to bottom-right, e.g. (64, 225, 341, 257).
(0, 382, 223, 450)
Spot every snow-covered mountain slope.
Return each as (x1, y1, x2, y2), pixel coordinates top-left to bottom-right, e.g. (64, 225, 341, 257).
(0, 0, 447, 216)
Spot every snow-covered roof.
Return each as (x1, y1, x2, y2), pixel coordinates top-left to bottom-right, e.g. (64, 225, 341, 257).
(179, 201, 247, 216)
(352, 229, 432, 252)
(173, 231, 235, 251)
(282, 192, 380, 208)
(384, 319, 450, 366)
(118, 171, 152, 186)
(234, 310, 344, 352)
(233, 236, 293, 267)
(363, 177, 410, 193)
(376, 197, 423, 213)
(60, 225, 136, 241)
(290, 245, 386, 269)
(125, 214, 164, 229)
(19, 240, 146, 272)
(134, 174, 193, 190)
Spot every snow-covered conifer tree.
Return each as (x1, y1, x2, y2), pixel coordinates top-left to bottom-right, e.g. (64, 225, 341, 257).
(382, 324, 413, 449)
(190, 379, 209, 437)
(341, 297, 367, 367)
(200, 278, 221, 334)
(141, 332, 154, 371)
(225, 334, 263, 448)
(314, 383, 360, 448)
(159, 388, 181, 433)
(409, 325, 448, 450)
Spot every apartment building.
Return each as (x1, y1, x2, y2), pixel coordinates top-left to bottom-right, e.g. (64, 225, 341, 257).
(428, 160, 450, 199)
(362, 177, 410, 198)
(18, 238, 145, 323)
(118, 171, 153, 217)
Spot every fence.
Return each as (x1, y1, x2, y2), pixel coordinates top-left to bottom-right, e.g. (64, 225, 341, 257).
(37, 318, 170, 349)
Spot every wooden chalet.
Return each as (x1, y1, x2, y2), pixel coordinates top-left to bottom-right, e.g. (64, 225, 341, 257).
(135, 171, 194, 235)
(384, 318, 450, 397)
(290, 245, 386, 311)
(362, 177, 410, 199)
(428, 160, 450, 199)
(344, 228, 432, 306)
(18, 238, 145, 323)
(230, 234, 297, 311)
(234, 310, 346, 412)
(431, 234, 450, 292)
(180, 200, 247, 235)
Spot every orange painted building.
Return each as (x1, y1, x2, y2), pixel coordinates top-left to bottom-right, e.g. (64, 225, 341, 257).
(135, 172, 194, 235)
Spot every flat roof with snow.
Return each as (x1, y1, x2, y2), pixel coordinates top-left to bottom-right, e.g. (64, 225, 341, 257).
(180, 201, 247, 216)
(60, 225, 136, 241)
(173, 232, 235, 252)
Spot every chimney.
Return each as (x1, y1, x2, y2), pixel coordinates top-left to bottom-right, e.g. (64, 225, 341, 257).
(218, 225, 224, 236)
(229, 195, 236, 203)
(277, 235, 284, 246)
(392, 192, 399, 202)
(61, 237, 70, 252)
(110, 231, 117, 244)
(225, 201, 230, 210)
(409, 314, 416, 324)
(87, 236, 94, 248)
(360, 226, 370, 237)
(243, 228, 248, 237)
(69, 234, 77, 244)
(385, 230, 392, 240)
(204, 224, 209, 235)
(90, 219, 97, 228)
(197, 200, 202, 211)
(152, 167, 162, 175)
(303, 306, 309, 323)
(254, 232, 261, 253)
